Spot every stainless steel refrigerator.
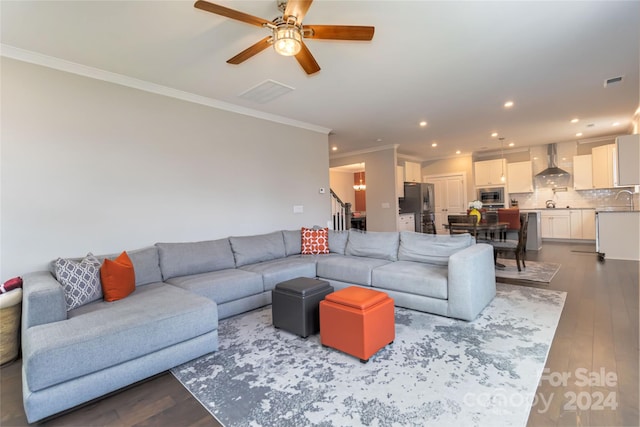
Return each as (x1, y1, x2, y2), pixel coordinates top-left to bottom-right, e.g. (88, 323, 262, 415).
(399, 182, 435, 233)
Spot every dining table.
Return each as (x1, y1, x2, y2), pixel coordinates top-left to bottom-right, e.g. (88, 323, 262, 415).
(444, 221, 510, 269)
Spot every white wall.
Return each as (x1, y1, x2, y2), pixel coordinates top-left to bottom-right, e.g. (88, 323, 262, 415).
(330, 146, 398, 231)
(0, 58, 330, 280)
(328, 170, 356, 208)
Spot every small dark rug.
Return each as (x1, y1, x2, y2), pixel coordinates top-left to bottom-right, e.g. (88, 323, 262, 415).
(172, 284, 566, 427)
(495, 259, 560, 284)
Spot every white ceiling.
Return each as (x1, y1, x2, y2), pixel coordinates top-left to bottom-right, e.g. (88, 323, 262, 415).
(2, 1, 639, 161)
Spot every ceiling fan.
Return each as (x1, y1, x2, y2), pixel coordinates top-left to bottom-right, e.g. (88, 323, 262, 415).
(194, 0, 375, 75)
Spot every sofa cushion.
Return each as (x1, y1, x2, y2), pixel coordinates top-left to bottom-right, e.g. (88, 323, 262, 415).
(316, 255, 391, 286)
(166, 269, 264, 304)
(23, 283, 217, 393)
(126, 247, 163, 286)
(371, 261, 448, 299)
(301, 227, 329, 255)
(156, 239, 235, 280)
(328, 230, 349, 255)
(229, 232, 286, 267)
(282, 230, 301, 256)
(240, 256, 318, 291)
(398, 232, 474, 266)
(100, 251, 135, 302)
(54, 253, 102, 311)
(345, 230, 400, 261)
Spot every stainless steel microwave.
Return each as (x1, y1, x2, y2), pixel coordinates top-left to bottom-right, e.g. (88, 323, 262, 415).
(477, 187, 505, 206)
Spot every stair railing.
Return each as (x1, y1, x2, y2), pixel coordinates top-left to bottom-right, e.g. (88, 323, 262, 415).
(330, 189, 351, 230)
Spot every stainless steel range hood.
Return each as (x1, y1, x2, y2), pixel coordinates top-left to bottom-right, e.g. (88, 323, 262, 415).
(535, 143, 570, 187)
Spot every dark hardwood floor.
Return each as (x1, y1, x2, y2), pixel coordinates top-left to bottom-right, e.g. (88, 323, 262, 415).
(1, 242, 638, 426)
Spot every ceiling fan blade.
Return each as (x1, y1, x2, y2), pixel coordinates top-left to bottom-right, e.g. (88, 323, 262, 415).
(227, 36, 272, 65)
(295, 41, 320, 75)
(303, 25, 375, 41)
(194, 0, 271, 27)
(284, 0, 314, 23)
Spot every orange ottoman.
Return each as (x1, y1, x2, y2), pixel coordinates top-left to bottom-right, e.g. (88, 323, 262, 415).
(319, 287, 395, 363)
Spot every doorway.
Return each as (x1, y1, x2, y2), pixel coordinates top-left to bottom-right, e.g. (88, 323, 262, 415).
(426, 173, 468, 233)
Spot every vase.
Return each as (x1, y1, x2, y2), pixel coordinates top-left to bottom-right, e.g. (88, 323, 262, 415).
(469, 208, 481, 223)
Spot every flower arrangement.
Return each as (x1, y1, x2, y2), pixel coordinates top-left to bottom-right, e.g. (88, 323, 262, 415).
(468, 200, 483, 210)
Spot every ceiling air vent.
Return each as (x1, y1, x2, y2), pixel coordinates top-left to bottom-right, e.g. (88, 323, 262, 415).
(604, 76, 624, 88)
(238, 79, 294, 104)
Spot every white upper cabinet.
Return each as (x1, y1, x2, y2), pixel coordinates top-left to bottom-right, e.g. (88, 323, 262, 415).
(591, 144, 617, 189)
(617, 134, 640, 186)
(507, 161, 533, 193)
(474, 159, 506, 186)
(404, 161, 422, 183)
(573, 154, 593, 190)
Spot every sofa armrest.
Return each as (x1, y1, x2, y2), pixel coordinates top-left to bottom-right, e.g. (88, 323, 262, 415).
(446, 243, 496, 321)
(22, 271, 67, 331)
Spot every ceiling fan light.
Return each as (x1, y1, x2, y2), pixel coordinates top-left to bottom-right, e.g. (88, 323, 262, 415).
(273, 25, 302, 56)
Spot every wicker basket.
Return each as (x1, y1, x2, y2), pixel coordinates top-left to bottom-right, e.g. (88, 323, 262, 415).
(0, 289, 22, 365)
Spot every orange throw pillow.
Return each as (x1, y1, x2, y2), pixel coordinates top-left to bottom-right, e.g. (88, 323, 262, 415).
(100, 251, 135, 302)
(301, 227, 329, 255)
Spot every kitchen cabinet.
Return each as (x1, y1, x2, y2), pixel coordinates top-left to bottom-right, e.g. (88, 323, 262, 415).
(541, 210, 571, 239)
(582, 209, 596, 240)
(399, 213, 415, 232)
(573, 154, 593, 190)
(616, 134, 640, 185)
(396, 166, 404, 198)
(474, 159, 506, 186)
(507, 161, 533, 193)
(569, 209, 595, 240)
(591, 144, 617, 188)
(404, 161, 422, 183)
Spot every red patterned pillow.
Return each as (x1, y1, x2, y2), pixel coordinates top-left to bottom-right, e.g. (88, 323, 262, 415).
(301, 227, 329, 255)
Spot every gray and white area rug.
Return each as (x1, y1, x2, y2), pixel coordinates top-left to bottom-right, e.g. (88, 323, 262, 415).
(172, 284, 566, 427)
(495, 259, 561, 284)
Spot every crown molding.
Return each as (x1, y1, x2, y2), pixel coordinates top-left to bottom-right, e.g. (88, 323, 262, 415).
(329, 144, 399, 159)
(1, 44, 332, 135)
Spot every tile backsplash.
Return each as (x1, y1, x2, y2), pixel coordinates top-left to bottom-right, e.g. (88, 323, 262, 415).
(512, 187, 639, 209)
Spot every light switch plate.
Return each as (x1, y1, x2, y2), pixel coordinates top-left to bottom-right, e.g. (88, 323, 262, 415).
(293, 205, 304, 214)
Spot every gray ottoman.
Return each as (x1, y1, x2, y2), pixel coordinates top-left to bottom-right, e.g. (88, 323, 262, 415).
(272, 277, 334, 338)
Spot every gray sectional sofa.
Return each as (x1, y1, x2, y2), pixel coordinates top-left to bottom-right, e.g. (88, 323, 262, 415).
(21, 229, 495, 422)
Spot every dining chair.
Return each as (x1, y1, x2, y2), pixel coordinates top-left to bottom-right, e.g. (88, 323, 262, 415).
(447, 214, 478, 237)
(490, 213, 529, 271)
(497, 207, 520, 241)
(481, 211, 499, 240)
(423, 212, 437, 234)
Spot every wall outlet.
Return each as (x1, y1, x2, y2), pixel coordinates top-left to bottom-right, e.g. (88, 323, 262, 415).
(382, 202, 391, 209)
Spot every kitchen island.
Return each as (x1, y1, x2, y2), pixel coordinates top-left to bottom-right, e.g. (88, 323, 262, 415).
(596, 210, 640, 261)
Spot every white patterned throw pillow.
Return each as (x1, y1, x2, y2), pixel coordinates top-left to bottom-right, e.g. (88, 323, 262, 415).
(55, 253, 103, 311)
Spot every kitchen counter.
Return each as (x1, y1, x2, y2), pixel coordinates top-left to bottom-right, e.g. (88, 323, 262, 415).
(596, 210, 640, 261)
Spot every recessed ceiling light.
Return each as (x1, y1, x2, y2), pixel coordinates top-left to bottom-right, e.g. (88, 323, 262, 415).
(376, 138, 383, 142)
(419, 121, 428, 127)
(533, 156, 539, 160)
(576, 132, 583, 137)
(508, 142, 515, 147)
(612, 122, 620, 127)
(455, 150, 461, 154)
(504, 101, 514, 108)
(571, 118, 579, 123)
(431, 142, 438, 147)
(491, 132, 498, 137)
(331, 146, 337, 151)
